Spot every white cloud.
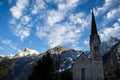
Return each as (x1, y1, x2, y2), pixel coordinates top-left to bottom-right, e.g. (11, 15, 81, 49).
(58, 3, 66, 10)
(47, 10, 65, 26)
(100, 20, 120, 41)
(31, 0, 45, 14)
(15, 28, 30, 41)
(31, 5, 38, 14)
(10, 0, 29, 19)
(57, 0, 80, 11)
(106, 6, 120, 19)
(84, 39, 89, 45)
(66, 0, 79, 8)
(10, 25, 30, 41)
(9, 15, 31, 41)
(94, 0, 115, 16)
(21, 15, 31, 25)
(35, 0, 90, 48)
(36, 23, 81, 48)
(9, 0, 90, 48)
(1, 39, 11, 44)
(118, 18, 120, 22)
(36, 26, 48, 39)
(69, 12, 90, 30)
(1, 39, 18, 50)
(45, 0, 82, 27)
(46, 0, 81, 26)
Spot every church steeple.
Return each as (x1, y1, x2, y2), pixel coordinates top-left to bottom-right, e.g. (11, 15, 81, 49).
(90, 10, 100, 45)
(90, 10, 101, 60)
(91, 10, 98, 35)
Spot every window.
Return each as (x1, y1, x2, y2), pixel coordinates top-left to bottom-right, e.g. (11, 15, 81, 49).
(94, 46, 99, 51)
(81, 68, 85, 80)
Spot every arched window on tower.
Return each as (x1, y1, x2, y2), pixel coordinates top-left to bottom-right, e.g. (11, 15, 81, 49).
(81, 68, 85, 80)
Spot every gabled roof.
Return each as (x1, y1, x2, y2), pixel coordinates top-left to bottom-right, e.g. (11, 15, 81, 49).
(102, 41, 120, 64)
(73, 52, 91, 65)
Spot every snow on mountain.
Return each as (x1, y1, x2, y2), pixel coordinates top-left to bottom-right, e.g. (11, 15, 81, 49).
(101, 36, 120, 55)
(48, 46, 87, 70)
(60, 49, 83, 70)
(14, 48, 39, 58)
(7, 53, 15, 59)
(1, 37, 120, 80)
(0, 48, 40, 80)
(0, 48, 41, 80)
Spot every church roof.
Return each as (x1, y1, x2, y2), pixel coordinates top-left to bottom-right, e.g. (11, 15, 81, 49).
(73, 52, 91, 64)
(91, 10, 98, 35)
(102, 41, 120, 64)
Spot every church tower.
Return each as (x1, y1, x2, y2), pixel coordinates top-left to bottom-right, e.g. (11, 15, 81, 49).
(90, 10, 104, 80)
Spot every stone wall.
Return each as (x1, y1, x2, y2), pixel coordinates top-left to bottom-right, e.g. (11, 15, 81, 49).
(72, 53, 92, 80)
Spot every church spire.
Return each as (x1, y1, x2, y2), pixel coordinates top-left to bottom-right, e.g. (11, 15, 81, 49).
(91, 10, 98, 35)
(90, 10, 100, 44)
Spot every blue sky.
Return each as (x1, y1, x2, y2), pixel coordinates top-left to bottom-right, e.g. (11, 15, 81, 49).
(0, 0, 120, 56)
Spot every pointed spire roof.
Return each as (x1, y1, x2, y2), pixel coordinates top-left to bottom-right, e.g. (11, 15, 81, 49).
(91, 10, 98, 35)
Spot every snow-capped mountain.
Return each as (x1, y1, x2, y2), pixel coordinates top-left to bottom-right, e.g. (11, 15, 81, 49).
(0, 37, 120, 80)
(101, 36, 120, 55)
(46, 46, 88, 70)
(7, 53, 15, 59)
(14, 48, 39, 58)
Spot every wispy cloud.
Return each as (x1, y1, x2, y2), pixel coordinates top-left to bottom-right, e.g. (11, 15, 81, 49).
(47, 10, 65, 26)
(35, 0, 90, 49)
(93, 0, 120, 41)
(10, 0, 29, 19)
(106, 6, 120, 20)
(31, 0, 46, 14)
(1, 39, 18, 51)
(8, 0, 90, 49)
(9, 0, 31, 41)
(36, 23, 81, 48)
(10, 24, 31, 41)
(100, 18, 120, 41)
(8, 0, 120, 50)
(69, 12, 90, 30)
(84, 39, 89, 45)
(94, 0, 113, 16)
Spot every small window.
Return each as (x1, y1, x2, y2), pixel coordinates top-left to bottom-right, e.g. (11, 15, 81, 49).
(94, 46, 99, 51)
(82, 58, 84, 61)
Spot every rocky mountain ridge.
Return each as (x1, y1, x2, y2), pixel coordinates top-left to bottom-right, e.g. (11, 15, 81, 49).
(0, 37, 120, 80)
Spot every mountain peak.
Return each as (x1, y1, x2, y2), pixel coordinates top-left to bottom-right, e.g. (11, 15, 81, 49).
(47, 46, 71, 54)
(101, 36, 120, 55)
(110, 36, 120, 41)
(14, 48, 39, 58)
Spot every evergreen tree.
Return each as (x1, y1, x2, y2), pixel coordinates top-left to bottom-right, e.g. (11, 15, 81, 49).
(28, 52, 54, 80)
(60, 69, 73, 80)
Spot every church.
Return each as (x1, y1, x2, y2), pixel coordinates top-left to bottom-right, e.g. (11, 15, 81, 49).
(72, 10, 104, 80)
